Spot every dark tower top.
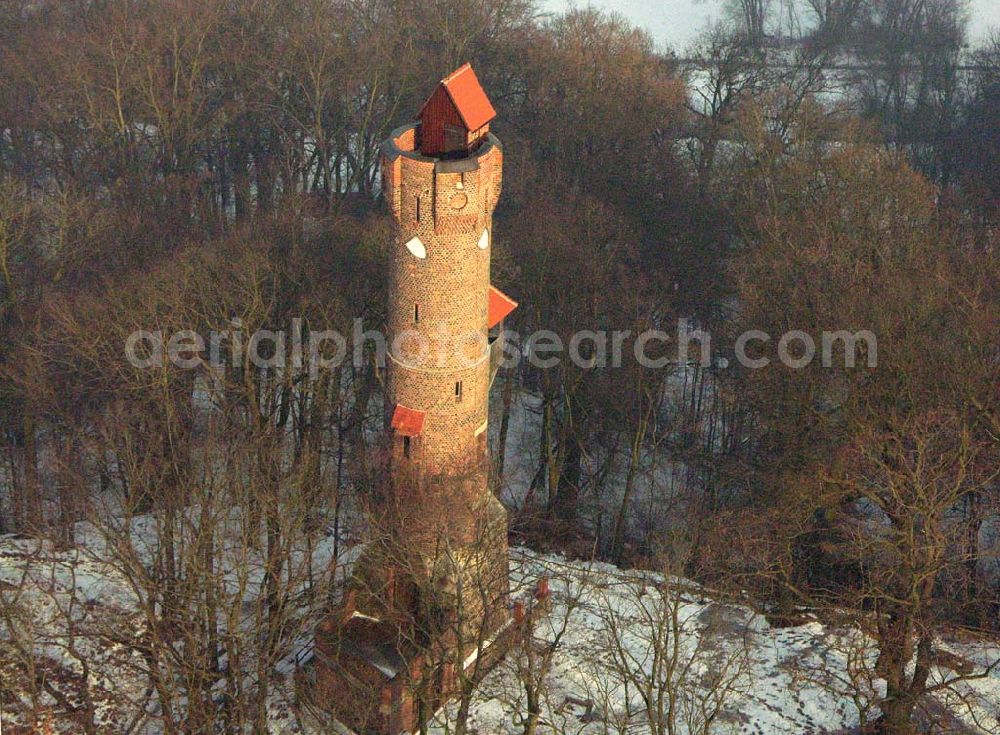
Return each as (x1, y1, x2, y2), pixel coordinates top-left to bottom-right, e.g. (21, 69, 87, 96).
(417, 63, 497, 158)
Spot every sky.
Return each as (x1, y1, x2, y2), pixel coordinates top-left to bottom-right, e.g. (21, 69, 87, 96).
(540, 0, 1000, 52)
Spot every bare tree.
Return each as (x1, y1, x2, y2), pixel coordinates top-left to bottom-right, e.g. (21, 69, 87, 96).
(595, 560, 751, 735)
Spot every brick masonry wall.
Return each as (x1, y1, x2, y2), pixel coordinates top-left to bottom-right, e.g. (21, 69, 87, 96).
(381, 122, 509, 622)
(383, 126, 503, 478)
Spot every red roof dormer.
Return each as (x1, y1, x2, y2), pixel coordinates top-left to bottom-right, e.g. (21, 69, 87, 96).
(488, 285, 518, 329)
(418, 63, 497, 158)
(390, 404, 425, 437)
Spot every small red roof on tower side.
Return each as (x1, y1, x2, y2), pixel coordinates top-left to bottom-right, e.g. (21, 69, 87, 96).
(420, 63, 497, 132)
(390, 404, 425, 437)
(488, 285, 518, 329)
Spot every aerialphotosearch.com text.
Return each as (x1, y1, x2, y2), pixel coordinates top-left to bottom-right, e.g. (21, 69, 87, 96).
(125, 318, 878, 378)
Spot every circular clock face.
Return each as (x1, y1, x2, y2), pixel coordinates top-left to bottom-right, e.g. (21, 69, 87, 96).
(477, 229, 489, 250)
(405, 236, 427, 259)
(450, 192, 468, 209)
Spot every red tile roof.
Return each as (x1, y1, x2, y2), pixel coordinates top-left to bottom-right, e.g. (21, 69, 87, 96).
(488, 285, 518, 329)
(432, 63, 497, 132)
(390, 404, 425, 437)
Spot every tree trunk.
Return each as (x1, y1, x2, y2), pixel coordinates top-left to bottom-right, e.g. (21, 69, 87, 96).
(553, 434, 581, 523)
(495, 368, 514, 487)
(22, 411, 42, 532)
(612, 438, 641, 565)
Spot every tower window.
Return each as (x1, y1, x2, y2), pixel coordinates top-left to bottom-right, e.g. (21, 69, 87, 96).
(414, 303, 420, 323)
(415, 195, 421, 222)
(455, 381, 463, 401)
(403, 436, 411, 458)
(444, 124, 466, 153)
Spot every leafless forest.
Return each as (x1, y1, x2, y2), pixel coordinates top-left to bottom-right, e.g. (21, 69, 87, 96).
(0, 0, 998, 733)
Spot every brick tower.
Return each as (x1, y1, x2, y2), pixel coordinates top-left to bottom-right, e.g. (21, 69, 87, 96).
(311, 64, 518, 735)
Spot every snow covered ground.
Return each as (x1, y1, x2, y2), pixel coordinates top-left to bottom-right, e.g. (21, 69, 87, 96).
(2, 539, 998, 734)
(427, 551, 1000, 735)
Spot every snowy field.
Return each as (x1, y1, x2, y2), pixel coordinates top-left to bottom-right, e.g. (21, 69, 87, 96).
(427, 551, 1000, 735)
(2, 536, 998, 734)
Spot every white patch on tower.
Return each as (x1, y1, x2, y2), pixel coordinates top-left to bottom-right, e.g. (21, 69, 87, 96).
(405, 236, 427, 259)
(477, 229, 489, 250)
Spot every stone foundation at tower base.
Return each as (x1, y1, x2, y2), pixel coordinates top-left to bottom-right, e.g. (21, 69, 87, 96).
(302, 491, 509, 735)
(300, 575, 551, 735)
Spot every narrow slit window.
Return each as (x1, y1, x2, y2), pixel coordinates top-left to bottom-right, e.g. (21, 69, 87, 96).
(415, 195, 421, 222)
(403, 436, 411, 458)
(455, 381, 463, 401)
(414, 303, 420, 323)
